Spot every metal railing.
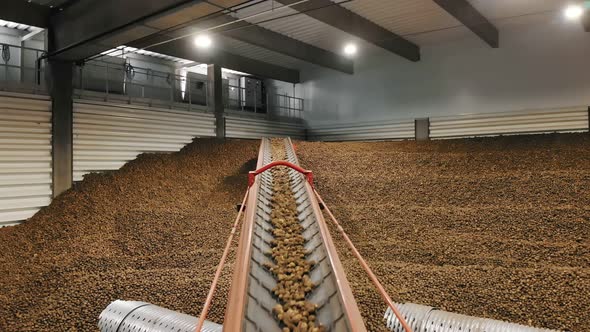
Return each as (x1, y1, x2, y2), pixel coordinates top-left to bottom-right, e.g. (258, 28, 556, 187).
(0, 49, 305, 119)
(225, 84, 304, 119)
(269, 93, 304, 119)
(73, 59, 209, 111)
(225, 84, 262, 113)
(0, 43, 46, 93)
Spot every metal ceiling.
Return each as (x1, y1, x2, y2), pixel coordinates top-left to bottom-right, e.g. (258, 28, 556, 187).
(0, 19, 35, 31)
(338, 0, 461, 42)
(216, 0, 572, 69)
(127, 0, 568, 74)
(100, 46, 194, 65)
(230, 0, 369, 55)
(338, 0, 570, 42)
(6, 0, 575, 76)
(21, 0, 73, 9)
(468, 0, 570, 19)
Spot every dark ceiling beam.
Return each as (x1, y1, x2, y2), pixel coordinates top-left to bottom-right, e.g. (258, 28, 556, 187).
(273, 0, 420, 62)
(0, 0, 50, 28)
(47, 0, 248, 61)
(129, 15, 354, 74)
(433, 0, 499, 48)
(222, 20, 354, 74)
(149, 38, 300, 83)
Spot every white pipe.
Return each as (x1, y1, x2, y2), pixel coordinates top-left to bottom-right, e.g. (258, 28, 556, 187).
(384, 303, 564, 332)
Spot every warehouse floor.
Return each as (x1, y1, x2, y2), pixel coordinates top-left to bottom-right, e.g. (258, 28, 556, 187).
(0, 134, 588, 331)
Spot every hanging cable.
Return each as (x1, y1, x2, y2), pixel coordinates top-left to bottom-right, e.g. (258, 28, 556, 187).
(1, 44, 10, 63)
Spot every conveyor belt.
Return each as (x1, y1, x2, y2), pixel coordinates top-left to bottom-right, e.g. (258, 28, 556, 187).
(224, 138, 367, 331)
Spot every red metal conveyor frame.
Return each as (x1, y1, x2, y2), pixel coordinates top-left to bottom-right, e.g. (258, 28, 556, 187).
(223, 138, 367, 331)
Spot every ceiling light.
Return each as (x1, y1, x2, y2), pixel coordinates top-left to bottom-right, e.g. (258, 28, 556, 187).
(194, 35, 212, 48)
(564, 4, 584, 20)
(343, 43, 357, 56)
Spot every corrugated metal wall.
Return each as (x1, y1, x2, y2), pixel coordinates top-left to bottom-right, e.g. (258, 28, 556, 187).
(73, 101, 216, 181)
(430, 106, 589, 139)
(1, 93, 587, 226)
(308, 120, 415, 141)
(225, 115, 305, 139)
(0, 93, 52, 226)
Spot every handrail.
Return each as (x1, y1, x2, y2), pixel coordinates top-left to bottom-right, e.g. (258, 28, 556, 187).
(247, 160, 313, 187)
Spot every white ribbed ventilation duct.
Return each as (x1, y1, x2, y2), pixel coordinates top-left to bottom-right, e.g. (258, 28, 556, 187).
(98, 300, 222, 332)
(384, 303, 564, 332)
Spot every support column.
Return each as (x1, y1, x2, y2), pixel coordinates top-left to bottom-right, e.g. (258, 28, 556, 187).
(415, 118, 430, 141)
(20, 40, 25, 84)
(49, 60, 73, 197)
(208, 63, 225, 138)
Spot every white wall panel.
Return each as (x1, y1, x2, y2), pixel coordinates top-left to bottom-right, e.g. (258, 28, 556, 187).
(225, 115, 305, 140)
(430, 107, 589, 139)
(308, 119, 415, 141)
(301, 17, 590, 127)
(0, 92, 52, 226)
(73, 101, 216, 181)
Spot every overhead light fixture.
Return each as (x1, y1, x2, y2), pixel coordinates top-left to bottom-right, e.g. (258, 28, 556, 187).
(194, 34, 212, 49)
(343, 43, 357, 56)
(564, 4, 584, 20)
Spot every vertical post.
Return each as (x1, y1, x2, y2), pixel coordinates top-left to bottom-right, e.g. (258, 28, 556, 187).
(3, 45, 8, 81)
(208, 63, 224, 138)
(238, 78, 243, 111)
(240, 86, 244, 112)
(170, 74, 174, 109)
(33, 50, 40, 94)
(49, 60, 74, 197)
(301, 97, 304, 117)
(78, 65, 83, 91)
(20, 42, 25, 84)
(34, 50, 40, 87)
(415, 117, 430, 141)
(202, 80, 211, 108)
(284, 94, 288, 118)
(265, 91, 270, 118)
(187, 76, 192, 111)
(105, 61, 109, 101)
